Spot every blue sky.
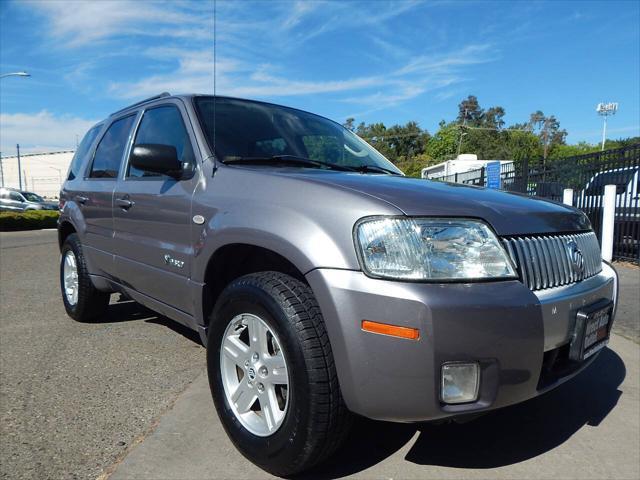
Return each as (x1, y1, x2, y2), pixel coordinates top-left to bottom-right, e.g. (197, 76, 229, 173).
(0, 0, 638, 154)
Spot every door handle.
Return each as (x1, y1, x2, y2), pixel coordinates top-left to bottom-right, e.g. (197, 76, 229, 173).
(75, 195, 89, 205)
(115, 197, 134, 210)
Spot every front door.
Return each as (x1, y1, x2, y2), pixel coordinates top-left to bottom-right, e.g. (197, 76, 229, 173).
(80, 114, 136, 277)
(113, 102, 199, 315)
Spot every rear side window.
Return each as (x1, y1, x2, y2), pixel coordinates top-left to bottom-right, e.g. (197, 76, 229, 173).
(67, 125, 102, 180)
(89, 115, 135, 179)
(128, 106, 195, 178)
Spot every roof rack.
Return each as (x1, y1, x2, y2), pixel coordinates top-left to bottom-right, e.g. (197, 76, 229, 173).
(109, 92, 171, 117)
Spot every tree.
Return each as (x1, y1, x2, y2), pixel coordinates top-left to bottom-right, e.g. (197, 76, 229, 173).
(426, 121, 459, 160)
(527, 111, 567, 162)
(457, 95, 484, 126)
(484, 106, 506, 130)
(343, 117, 355, 131)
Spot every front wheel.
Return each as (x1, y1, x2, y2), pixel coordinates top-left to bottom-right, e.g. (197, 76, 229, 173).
(207, 272, 351, 476)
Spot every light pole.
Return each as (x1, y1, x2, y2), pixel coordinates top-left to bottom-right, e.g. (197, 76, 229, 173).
(49, 166, 63, 185)
(596, 102, 618, 151)
(0, 71, 30, 79)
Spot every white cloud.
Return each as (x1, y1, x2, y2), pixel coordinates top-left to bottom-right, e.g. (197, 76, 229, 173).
(19, 0, 496, 122)
(108, 39, 494, 105)
(0, 111, 97, 154)
(27, 0, 210, 47)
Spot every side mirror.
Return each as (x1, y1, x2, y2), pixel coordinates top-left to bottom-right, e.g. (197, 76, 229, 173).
(129, 144, 182, 178)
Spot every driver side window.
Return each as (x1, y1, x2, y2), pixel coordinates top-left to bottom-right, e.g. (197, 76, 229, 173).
(128, 105, 195, 179)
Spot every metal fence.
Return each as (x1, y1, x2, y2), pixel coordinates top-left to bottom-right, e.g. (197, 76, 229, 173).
(431, 144, 640, 263)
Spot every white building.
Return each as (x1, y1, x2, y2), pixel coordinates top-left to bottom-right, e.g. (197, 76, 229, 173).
(421, 154, 512, 180)
(0, 150, 75, 199)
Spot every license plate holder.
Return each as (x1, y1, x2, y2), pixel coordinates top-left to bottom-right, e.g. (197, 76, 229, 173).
(569, 299, 613, 362)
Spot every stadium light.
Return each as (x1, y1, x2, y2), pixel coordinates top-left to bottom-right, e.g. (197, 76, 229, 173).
(596, 102, 618, 151)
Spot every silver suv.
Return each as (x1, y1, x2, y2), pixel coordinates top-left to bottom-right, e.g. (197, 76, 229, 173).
(58, 93, 618, 476)
(0, 187, 58, 211)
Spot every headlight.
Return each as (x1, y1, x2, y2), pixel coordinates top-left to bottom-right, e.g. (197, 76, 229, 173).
(354, 217, 516, 281)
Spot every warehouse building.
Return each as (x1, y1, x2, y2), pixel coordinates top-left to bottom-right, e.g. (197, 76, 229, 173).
(0, 150, 74, 199)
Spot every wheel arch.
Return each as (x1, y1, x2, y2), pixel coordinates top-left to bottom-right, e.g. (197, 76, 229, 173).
(201, 243, 308, 328)
(58, 220, 77, 251)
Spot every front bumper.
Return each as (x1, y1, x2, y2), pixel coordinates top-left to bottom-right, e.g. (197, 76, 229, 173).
(305, 262, 617, 422)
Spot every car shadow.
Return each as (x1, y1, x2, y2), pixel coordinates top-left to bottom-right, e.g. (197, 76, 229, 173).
(98, 295, 203, 346)
(305, 347, 625, 478)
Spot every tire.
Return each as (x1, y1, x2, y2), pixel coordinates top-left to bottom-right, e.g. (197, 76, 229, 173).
(60, 233, 110, 322)
(207, 272, 351, 476)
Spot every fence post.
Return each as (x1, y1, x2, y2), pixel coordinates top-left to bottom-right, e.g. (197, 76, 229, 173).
(522, 158, 529, 193)
(601, 184, 616, 262)
(562, 188, 573, 206)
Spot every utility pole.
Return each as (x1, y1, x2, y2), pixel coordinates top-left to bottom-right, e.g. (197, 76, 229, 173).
(0, 151, 4, 187)
(456, 109, 468, 158)
(596, 102, 618, 151)
(17, 144, 23, 190)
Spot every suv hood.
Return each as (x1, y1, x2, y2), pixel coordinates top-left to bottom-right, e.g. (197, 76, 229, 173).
(284, 171, 591, 236)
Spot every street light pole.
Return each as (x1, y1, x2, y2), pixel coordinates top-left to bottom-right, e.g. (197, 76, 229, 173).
(17, 144, 23, 190)
(596, 102, 618, 151)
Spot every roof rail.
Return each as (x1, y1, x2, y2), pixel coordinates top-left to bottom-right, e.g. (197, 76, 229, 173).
(109, 92, 171, 117)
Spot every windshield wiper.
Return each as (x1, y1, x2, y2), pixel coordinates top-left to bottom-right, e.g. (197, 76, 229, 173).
(222, 155, 355, 172)
(352, 164, 402, 175)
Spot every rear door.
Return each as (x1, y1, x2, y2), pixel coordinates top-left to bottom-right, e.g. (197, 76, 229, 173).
(78, 114, 137, 277)
(112, 101, 199, 314)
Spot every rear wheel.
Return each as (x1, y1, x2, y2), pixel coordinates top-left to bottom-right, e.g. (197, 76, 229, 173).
(60, 233, 109, 322)
(207, 272, 351, 476)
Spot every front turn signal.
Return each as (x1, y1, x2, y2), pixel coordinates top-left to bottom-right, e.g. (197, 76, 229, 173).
(361, 320, 420, 340)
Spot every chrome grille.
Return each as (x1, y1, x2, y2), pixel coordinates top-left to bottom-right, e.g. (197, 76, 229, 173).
(502, 232, 602, 291)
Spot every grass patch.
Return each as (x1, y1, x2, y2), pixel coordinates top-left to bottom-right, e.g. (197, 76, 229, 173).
(0, 210, 59, 231)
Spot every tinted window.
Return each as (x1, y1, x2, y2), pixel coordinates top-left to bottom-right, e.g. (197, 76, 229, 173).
(194, 97, 402, 173)
(128, 106, 195, 178)
(68, 125, 102, 180)
(10, 192, 23, 201)
(89, 115, 135, 179)
(22, 192, 44, 202)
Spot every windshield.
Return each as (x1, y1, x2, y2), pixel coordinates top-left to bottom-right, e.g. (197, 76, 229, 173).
(22, 192, 44, 202)
(194, 97, 402, 174)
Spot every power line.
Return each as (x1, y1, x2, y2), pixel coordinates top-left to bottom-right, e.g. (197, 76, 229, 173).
(360, 124, 533, 141)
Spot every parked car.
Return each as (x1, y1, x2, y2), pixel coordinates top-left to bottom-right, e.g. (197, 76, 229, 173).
(57, 93, 619, 476)
(0, 187, 58, 212)
(578, 166, 639, 258)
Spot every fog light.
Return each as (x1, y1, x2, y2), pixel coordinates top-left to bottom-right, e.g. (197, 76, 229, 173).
(441, 362, 480, 404)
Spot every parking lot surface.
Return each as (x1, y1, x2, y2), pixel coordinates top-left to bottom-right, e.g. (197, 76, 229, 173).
(1, 230, 639, 479)
(0, 230, 205, 480)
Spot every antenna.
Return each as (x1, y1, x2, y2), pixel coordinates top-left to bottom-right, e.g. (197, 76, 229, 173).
(213, 0, 217, 164)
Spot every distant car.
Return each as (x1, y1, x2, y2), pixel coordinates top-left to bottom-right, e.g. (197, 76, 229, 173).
(0, 187, 58, 212)
(578, 166, 639, 257)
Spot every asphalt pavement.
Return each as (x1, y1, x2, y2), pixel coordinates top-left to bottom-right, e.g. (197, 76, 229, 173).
(1, 229, 639, 479)
(0, 230, 205, 480)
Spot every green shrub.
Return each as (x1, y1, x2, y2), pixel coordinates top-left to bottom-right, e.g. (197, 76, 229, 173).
(0, 210, 59, 231)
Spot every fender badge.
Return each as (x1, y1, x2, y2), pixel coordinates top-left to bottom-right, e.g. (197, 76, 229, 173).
(164, 254, 185, 269)
(192, 215, 205, 225)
